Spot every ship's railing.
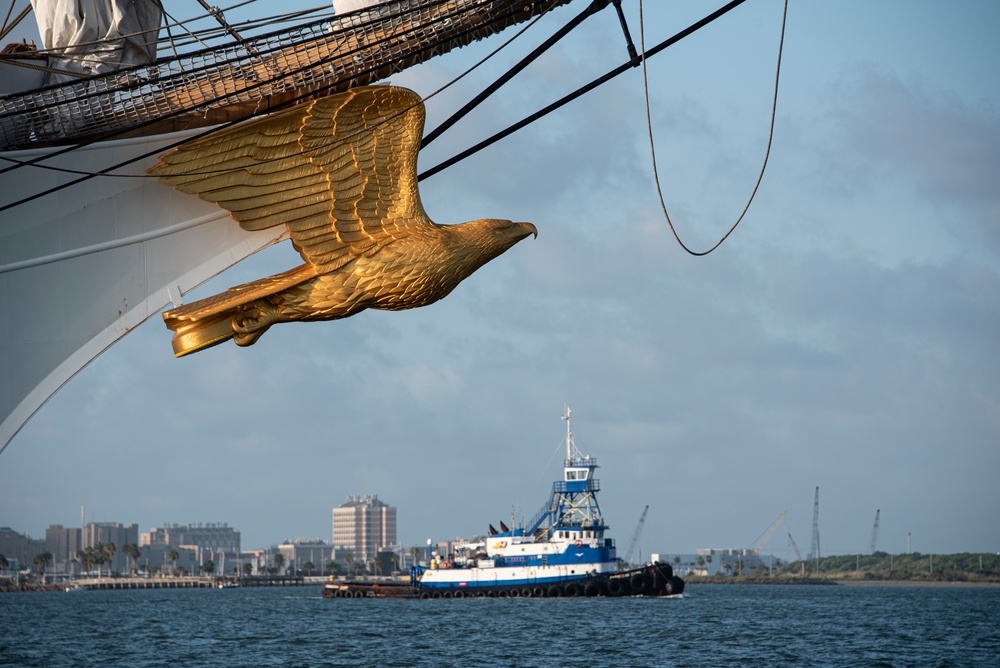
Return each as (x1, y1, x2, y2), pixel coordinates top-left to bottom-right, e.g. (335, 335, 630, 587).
(554, 478, 600, 494)
(526, 484, 558, 536)
(565, 455, 598, 468)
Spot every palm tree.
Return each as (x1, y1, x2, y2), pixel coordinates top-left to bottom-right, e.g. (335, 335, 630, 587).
(33, 552, 53, 582)
(122, 544, 141, 576)
(242, 562, 253, 577)
(167, 548, 179, 576)
(103, 543, 117, 575)
(273, 553, 285, 575)
(303, 561, 315, 575)
(93, 542, 105, 576)
(0, 553, 9, 572)
(76, 549, 89, 576)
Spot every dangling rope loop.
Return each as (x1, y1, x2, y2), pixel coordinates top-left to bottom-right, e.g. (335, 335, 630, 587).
(639, 0, 789, 256)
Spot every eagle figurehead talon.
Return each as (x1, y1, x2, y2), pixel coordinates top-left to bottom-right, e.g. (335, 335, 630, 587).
(232, 300, 279, 347)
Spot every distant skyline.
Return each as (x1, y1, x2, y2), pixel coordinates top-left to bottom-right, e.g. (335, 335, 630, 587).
(2, 1, 999, 557)
(1, 482, 978, 558)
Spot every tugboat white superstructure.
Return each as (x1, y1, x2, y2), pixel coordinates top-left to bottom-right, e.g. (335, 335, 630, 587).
(323, 408, 684, 599)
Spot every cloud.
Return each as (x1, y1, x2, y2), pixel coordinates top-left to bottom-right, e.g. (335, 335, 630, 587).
(825, 64, 1000, 253)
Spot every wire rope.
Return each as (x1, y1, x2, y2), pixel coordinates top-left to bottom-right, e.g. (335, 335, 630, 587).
(639, 0, 787, 256)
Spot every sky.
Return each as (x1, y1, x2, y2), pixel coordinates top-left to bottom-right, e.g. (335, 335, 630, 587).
(1, 0, 998, 560)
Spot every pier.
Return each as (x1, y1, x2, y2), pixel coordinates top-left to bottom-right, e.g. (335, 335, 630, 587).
(64, 575, 316, 590)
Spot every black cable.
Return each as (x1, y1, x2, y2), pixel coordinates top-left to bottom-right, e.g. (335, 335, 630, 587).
(641, 0, 787, 256)
(421, 0, 611, 149)
(418, 0, 751, 181)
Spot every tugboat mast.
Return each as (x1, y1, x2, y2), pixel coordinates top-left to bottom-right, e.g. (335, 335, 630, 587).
(563, 406, 574, 460)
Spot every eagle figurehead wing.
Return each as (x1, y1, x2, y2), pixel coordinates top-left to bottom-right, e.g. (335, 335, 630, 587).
(149, 85, 430, 286)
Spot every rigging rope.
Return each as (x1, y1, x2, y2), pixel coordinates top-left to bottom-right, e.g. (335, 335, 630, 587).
(0, 0, 559, 208)
(639, 0, 788, 256)
(0, 0, 511, 174)
(0, 1, 30, 43)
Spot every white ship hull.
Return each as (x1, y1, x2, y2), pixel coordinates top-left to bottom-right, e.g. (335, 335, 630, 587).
(420, 560, 617, 589)
(0, 129, 287, 451)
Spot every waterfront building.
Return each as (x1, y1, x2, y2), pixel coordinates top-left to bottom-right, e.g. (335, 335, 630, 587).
(332, 494, 397, 564)
(653, 548, 784, 577)
(137, 544, 200, 576)
(44, 524, 82, 578)
(141, 522, 241, 561)
(277, 539, 336, 574)
(0, 526, 46, 573)
(140, 523, 242, 576)
(82, 522, 139, 574)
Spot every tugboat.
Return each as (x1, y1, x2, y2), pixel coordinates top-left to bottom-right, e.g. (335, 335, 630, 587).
(323, 408, 684, 599)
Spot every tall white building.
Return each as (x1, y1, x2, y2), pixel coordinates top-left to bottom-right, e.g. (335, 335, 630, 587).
(332, 494, 396, 563)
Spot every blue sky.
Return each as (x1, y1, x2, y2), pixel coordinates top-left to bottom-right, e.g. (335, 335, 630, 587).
(2, 0, 998, 560)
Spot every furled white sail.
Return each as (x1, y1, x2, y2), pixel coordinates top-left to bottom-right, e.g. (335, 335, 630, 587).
(0, 129, 287, 453)
(30, 0, 162, 83)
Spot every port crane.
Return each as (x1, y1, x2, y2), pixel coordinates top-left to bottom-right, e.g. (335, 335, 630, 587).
(784, 523, 807, 575)
(751, 511, 787, 555)
(623, 505, 649, 566)
(869, 509, 881, 554)
(786, 529, 803, 562)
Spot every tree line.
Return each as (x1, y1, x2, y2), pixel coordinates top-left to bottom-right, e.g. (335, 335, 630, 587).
(780, 552, 1000, 581)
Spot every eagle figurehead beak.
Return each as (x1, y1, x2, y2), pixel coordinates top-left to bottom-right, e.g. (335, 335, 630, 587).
(513, 222, 538, 239)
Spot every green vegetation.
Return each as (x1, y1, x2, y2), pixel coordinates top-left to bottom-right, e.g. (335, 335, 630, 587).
(33, 552, 52, 580)
(780, 552, 1000, 582)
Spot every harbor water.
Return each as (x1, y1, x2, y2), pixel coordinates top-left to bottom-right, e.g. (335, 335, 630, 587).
(2, 584, 998, 666)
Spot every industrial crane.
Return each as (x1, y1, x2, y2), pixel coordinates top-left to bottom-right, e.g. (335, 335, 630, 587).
(751, 511, 787, 555)
(623, 505, 649, 566)
(786, 529, 803, 562)
(787, 528, 805, 576)
(869, 509, 881, 555)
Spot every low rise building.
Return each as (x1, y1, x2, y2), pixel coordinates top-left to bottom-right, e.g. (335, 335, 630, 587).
(277, 539, 336, 574)
(653, 548, 785, 576)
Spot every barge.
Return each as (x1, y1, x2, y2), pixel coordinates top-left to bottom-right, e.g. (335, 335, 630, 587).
(323, 408, 684, 599)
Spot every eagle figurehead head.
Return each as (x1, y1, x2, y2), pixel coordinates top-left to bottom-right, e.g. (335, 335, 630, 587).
(445, 219, 538, 274)
(451, 218, 537, 278)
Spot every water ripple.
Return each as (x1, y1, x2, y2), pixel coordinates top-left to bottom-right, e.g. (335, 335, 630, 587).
(1, 585, 998, 667)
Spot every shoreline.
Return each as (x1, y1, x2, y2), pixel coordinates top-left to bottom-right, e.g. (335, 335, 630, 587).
(833, 579, 1000, 588)
(685, 576, 1000, 588)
